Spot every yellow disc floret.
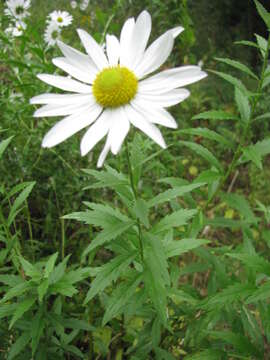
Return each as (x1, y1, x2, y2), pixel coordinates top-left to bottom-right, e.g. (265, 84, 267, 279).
(93, 66, 138, 108)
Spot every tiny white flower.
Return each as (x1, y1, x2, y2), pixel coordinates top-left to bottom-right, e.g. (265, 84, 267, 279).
(48, 10, 73, 28)
(80, 0, 89, 11)
(5, 20, 26, 37)
(70, 1, 77, 9)
(31, 11, 207, 167)
(44, 23, 61, 47)
(4, 0, 31, 20)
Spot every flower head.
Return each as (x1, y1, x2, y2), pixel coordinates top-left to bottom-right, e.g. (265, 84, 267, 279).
(48, 10, 73, 28)
(31, 11, 207, 167)
(4, 0, 31, 20)
(44, 23, 61, 47)
(5, 20, 26, 37)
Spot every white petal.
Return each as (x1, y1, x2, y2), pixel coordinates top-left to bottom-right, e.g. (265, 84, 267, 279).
(134, 32, 174, 79)
(131, 99, 177, 128)
(42, 104, 102, 148)
(139, 66, 207, 94)
(52, 57, 94, 84)
(77, 29, 109, 70)
(30, 93, 95, 106)
(106, 34, 120, 66)
(108, 108, 130, 155)
(125, 105, 166, 148)
(168, 26, 184, 39)
(97, 137, 111, 168)
(34, 102, 90, 117)
(80, 110, 111, 156)
(122, 11, 152, 69)
(37, 74, 92, 93)
(119, 17, 135, 67)
(57, 40, 98, 79)
(136, 88, 190, 108)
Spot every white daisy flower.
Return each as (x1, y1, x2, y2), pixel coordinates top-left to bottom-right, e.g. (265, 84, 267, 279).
(4, 0, 31, 20)
(44, 23, 61, 47)
(80, 0, 89, 11)
(31, 11, 207, 167)
(5, 20, 26, 37)
(48, 10, 73, 28)
(70, 1, 77, 9)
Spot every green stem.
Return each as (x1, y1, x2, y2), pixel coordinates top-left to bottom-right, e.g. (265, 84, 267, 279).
(203, 33, 270, 211)
(125, 142, 144, 262)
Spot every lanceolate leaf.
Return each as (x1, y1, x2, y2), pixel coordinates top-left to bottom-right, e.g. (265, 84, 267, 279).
(179, 141, 223, 172)
(148, 183, 205, 208)
(254, 0, 270, 30)
(7, 331, 31, 360)
(0, 136, 13, 159)
(102, 273, 142, 326)
(215, 57, 258, 79)
(179, 128, 234, 148)
(210, 70, 249, 96)
(153, 209, 197, 233)
(235, 87, 251, 124)
(84, 252, 136, 304)
(8, 182, 36, 226)
(165, 238, 210, 258)
(9, 297, 35, 329)
(192, 110, 238, 121)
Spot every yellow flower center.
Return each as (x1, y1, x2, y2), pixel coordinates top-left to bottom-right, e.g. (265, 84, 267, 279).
(93, 66, 138, 108)
(57, 17, 63, 23)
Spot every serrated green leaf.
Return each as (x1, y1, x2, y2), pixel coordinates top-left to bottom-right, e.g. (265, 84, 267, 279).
(202, 283, 255, 310)
(1, 281, 32, 303)
(180, 127, 234, 148)
(9, 297, 35, 329)
(50, 281, 78, 297)
(227, 253, 270, 275)
(144, 263, 167, 325)
(192, 110, 238, 121)
(0, 136, 13, 159)
(44, 252, 58, 278)
(38, 279, 49, 302)
(166, 238, 210, 258)
(255, 33, 268, 57)
(193, 170, 221, 184)
(31, 309, 45, 355)
(84, 253, 136, 304)
(254, 0, 270, 30)
(19, 256, 41, 279)
(8, 331, 31, 360)
(179, 141, 223, 172)
(133, 198, 149, 228)
(169, 289, 198, 306)
(8, 182, 36, 226)
(221, 193, 257, 223)
(0, 304, 18, 320)
(254, 112, 270, 122)
(235, 87, 251, 124)
(242, 146, 262, 169)
(153, 209, 197, 233)
(215, 57, 258, 79)
(210, 70, 249, 96)
(208, 330, 260, 357)
(102, 273, 142, 325)
(234, 40, 260, 49)
(149, 183, 205, 208)
(85, 220, 135, 252)
(246, 282, 270, 304)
